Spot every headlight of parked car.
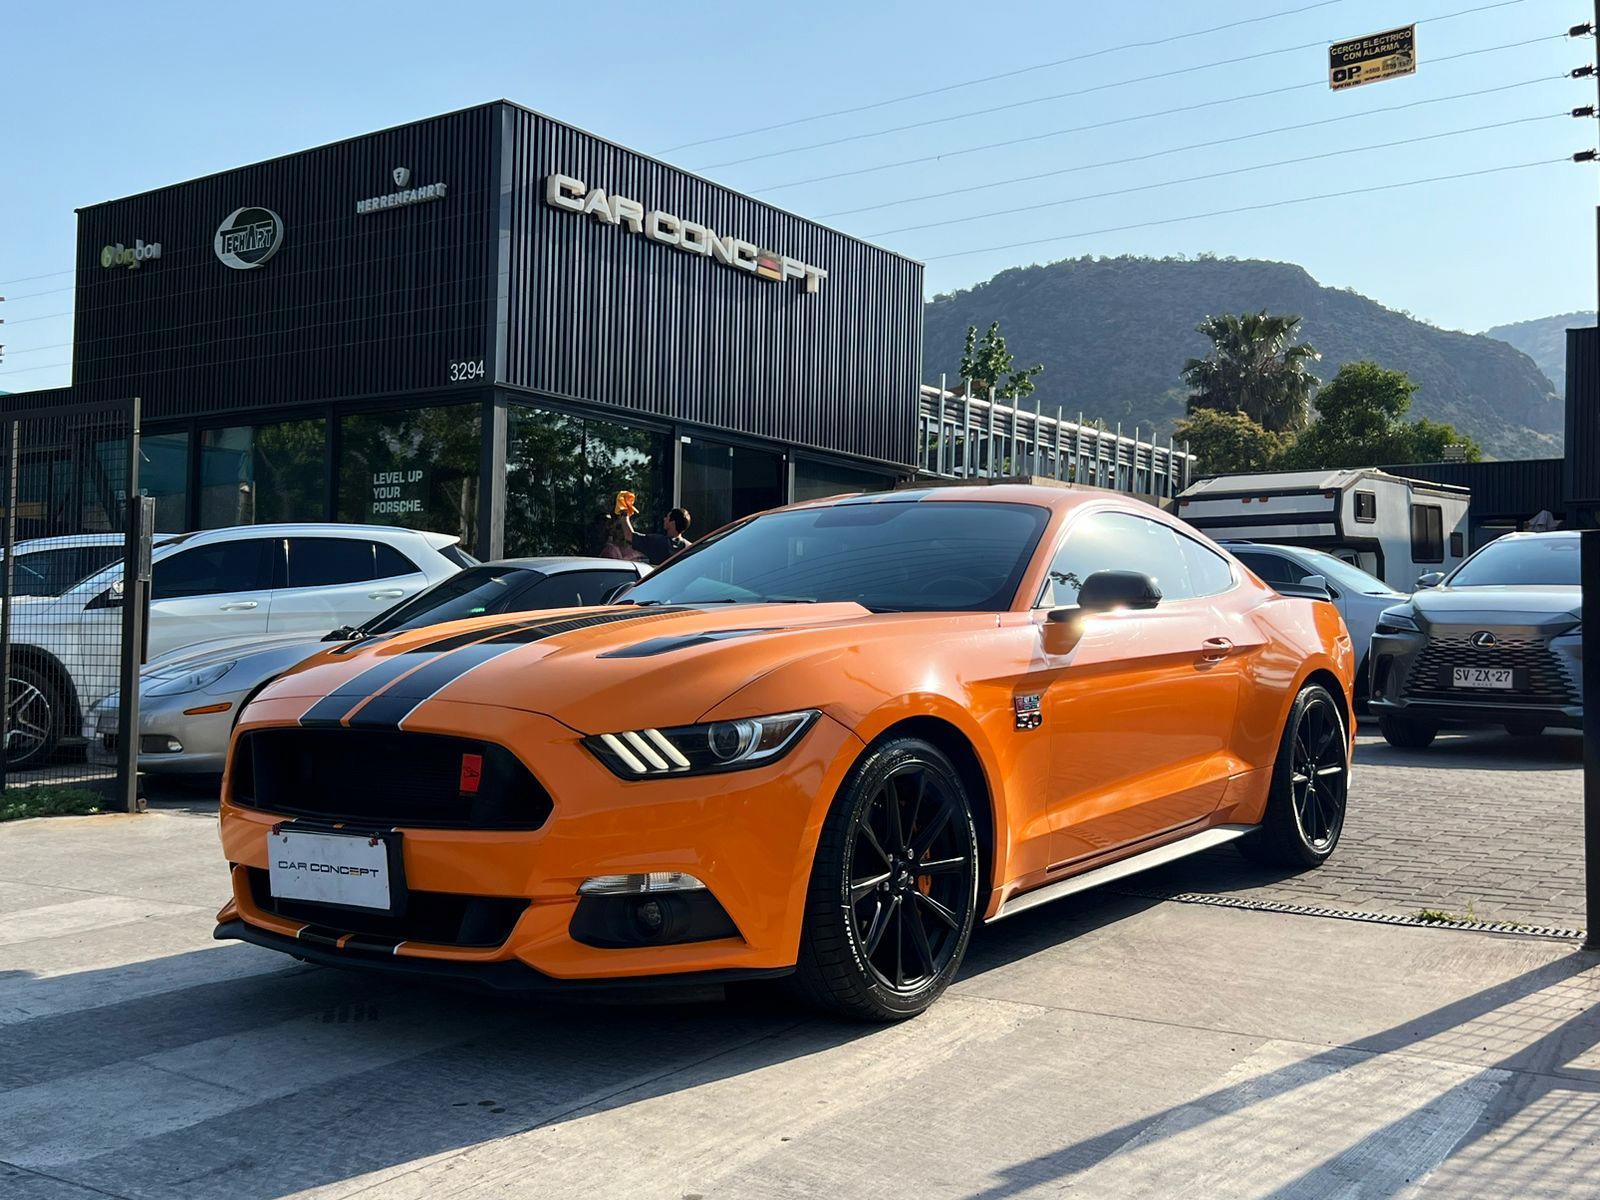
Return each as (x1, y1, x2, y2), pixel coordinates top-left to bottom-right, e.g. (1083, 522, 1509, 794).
(583, 710, 819, 778)
(1375, 609, 1420, 635)
(145, 661, 236, 698)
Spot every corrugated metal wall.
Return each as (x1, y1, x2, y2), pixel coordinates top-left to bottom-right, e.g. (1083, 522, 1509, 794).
(500, 106, 924, 465)
(1566, 326, 1599, 505)
(1384, 458, 1565, 519)
(71, 107, 499, 419)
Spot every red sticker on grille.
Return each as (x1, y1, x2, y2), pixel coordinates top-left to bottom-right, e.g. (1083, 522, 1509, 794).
(459, 753, 484, 794)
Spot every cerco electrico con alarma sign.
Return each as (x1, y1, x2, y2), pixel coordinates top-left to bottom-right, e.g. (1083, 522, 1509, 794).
(545, 173, 828, 293)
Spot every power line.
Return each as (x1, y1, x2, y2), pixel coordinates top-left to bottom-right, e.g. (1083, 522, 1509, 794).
(665, 0, 1352, 153)
(922, 157, 1571, 261)
(821, 75, 1563, 218)
(759, 34, 1568, 193)
(868, 113, 1567, 238)
(703, 2, 1541, 170)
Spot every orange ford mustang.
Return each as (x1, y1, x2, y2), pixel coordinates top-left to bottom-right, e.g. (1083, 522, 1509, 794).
(216, 486, 1355, 1020)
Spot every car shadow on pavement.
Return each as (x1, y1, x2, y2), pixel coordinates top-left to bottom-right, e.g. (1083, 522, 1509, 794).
(0, 892, 1171, 1198)
(1356, 727, 1583, 772)
(960, 948, 1600, 1200)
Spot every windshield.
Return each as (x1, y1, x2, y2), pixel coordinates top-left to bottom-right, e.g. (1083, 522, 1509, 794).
(619, 501, 1050, 613)
(360, 565, 539, 634)
(1447, 537, 1580, 588)
(1, 545, 124, 597)
(1291, 548, 1395, 596)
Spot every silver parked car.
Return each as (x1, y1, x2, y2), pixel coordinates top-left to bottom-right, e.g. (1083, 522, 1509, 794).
(1368, 531, 1583, 748)
(1220, 541, 1407, 703)
(87, 556, 651, 775)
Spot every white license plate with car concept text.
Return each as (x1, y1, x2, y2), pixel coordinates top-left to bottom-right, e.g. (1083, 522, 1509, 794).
(268, 829, 394, 911)
(1451, 666, 1514, 689)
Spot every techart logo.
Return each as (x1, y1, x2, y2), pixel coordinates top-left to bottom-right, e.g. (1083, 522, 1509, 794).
(214, 206, 284, 270)
(100, 239, 161, 270)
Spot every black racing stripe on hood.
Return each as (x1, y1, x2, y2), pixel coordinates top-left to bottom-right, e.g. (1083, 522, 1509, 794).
(345, 606, 690, 731)
(597, 628, 775, 659)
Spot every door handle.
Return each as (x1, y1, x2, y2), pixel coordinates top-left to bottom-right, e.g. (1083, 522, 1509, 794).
(368, 588, 405, 600)
(219, 600, 259, 611)
(1200, 637, 1234, 661)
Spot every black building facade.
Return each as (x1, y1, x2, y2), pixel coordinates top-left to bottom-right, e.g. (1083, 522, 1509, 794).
(56, 102, 925, 556)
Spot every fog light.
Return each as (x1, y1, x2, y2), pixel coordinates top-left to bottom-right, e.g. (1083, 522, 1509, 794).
(635, 900, 665, 936)
(577, 872, 706, 895)
(139, 735, 183, 754)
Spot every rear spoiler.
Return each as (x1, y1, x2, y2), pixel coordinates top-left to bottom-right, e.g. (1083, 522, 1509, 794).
(1275, 575, 1332, 602)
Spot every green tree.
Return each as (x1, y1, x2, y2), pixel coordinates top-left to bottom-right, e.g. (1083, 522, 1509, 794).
(1174, 408, 1289, 475)
(1182, 310, 1320, 433)
(959, 321, 1044, 401)
(1277, 361, 1482, 469)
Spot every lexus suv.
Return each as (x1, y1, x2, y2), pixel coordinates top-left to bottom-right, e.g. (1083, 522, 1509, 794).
(1368, 531, 1582, 748)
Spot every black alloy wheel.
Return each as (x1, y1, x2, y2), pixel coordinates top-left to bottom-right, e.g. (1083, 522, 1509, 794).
(792, 737, 979, 1021)
(5, 666, 61, 771)
(1241, 683, 1349, 869)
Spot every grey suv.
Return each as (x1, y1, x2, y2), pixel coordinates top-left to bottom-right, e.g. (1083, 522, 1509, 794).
(1368, 531, 1582, 748)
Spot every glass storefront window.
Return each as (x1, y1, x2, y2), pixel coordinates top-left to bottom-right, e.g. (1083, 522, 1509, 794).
(793, 456, 895, 504)
(679, 439, 785, 537)
(140, 432, 190, 531)
(339, 406, 479, 547)
(200, 420, 326, 528)
(85, 431, 187, 533)
(504, 405, 669, 557)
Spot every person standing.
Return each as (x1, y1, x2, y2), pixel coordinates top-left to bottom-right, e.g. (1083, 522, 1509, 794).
(630, 507, 692, 566)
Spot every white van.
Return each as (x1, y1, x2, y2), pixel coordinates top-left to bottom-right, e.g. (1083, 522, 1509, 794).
(1175, 468, 1470, 592)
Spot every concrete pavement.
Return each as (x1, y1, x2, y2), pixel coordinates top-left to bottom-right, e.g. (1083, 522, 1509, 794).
(2, 808, 1598, 1199)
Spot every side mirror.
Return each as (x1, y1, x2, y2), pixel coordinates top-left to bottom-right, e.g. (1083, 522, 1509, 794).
(1276, 574, 1332, 601)
(85, 579, 124, 610)
(1077, 570, 1162, 613)
(601, 581, 635, 605)
(1415, 571, 1444, 590)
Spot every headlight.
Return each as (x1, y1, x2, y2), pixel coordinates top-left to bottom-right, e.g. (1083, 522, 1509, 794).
(1375, 609, 1419, 635)
(583, 710, 819, 778)
(145, 661, 235, 697)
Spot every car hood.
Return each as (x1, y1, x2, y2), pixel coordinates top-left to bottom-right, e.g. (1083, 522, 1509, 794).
(1410, 585, 1581, 628)
(145, 631, 337, 675)
(259, 602, 994, 733)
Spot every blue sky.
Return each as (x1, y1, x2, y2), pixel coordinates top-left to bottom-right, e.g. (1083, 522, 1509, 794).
(1, 0, 1591, 391)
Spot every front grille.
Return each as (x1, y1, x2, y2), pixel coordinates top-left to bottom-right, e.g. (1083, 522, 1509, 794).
(1403, 635, 1577, 706)
(231, 728, 554, 830)
(247, 868, 527, 948)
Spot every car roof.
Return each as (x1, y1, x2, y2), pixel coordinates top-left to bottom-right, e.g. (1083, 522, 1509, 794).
(176, 522, 455, 541)
(780, 483, 1136, 514)
(478, 556, 643, 574)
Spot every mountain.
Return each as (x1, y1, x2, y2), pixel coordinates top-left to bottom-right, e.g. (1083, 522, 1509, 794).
(1482, 311, 1594, 395)
(923, 256, 1564, 460)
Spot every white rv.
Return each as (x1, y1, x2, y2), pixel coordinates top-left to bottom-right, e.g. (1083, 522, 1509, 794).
(1175, 468, 1470, 591)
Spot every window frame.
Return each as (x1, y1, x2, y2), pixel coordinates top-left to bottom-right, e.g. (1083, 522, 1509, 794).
(1353, 490, 1377, 524)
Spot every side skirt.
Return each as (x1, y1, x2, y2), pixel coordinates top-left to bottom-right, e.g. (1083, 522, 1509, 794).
(988, 824, 1255, 922)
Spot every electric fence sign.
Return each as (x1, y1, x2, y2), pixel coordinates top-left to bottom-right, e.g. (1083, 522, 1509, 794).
(1329, 25, 1416, 91)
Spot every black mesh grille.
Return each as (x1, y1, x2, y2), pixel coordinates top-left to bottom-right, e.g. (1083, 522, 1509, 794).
(246, 869, 527, 948)
(232, 728, 553, 830)
(1403, 636, 1577, 706)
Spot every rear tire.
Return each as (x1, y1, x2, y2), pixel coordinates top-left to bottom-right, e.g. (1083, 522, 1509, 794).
(1505, 720, 1546, 738)
(1379, 714, 1436, 749)
(1240, 684, 1349, 870)
(789, 736, 979, 1022)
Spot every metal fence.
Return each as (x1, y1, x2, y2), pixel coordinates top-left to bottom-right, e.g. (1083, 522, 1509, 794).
(917, 380, 1196, 500)
(0, 396, 146, 810)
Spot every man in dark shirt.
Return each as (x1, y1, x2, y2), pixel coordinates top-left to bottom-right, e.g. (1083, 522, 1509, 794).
(631, 507, 692, 566)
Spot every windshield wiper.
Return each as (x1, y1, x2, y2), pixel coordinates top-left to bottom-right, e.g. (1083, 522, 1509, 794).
(322, 625, 368, 642)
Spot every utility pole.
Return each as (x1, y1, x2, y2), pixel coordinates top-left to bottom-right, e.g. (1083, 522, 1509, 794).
(1584, 3, 1598, 951)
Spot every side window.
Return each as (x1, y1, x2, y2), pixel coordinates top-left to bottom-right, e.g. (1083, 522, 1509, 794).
(1177, 536, 1235, 597)
(520, 570, 635, 610)
(1410, 504, 1444, 564)
(1234, 551, 1291, 584)
(1353, 490, 1377, 523)
(151, 540, 271, 600)
(374, 543, 421, 579)
(1038, 511, 1193, 607)
(1448, 531, 1465, 558)
(285, 538, 377, 588)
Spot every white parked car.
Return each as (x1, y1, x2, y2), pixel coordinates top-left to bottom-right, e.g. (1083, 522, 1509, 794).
(4, 524, 471, 768)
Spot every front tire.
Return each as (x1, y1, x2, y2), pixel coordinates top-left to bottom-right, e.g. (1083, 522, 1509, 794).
(4, 664, 65, 771)
(790, 737, 979, 1022)
(1241, 684, 1349, 869)
(1379, 713, 1436, 749)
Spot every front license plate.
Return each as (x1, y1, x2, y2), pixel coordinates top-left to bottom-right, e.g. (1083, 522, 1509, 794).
(269, 829, 394, 912)
(1451, 666, 1514, 690)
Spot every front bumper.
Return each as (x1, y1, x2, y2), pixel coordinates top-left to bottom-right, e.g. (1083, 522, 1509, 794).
(86, 691, 236, 775)
(1369, 625, 1583, 729)
(218, 697, 862, 983)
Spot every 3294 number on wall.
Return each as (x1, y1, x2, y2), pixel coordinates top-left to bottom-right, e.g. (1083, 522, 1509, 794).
(449, 359, 485, 383)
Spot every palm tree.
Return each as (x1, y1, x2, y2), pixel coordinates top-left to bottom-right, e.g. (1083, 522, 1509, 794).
(1182, 311, 1320, 433)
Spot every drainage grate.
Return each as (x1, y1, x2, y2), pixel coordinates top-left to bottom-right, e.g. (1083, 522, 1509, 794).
(1111, 887, 1586, 942)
